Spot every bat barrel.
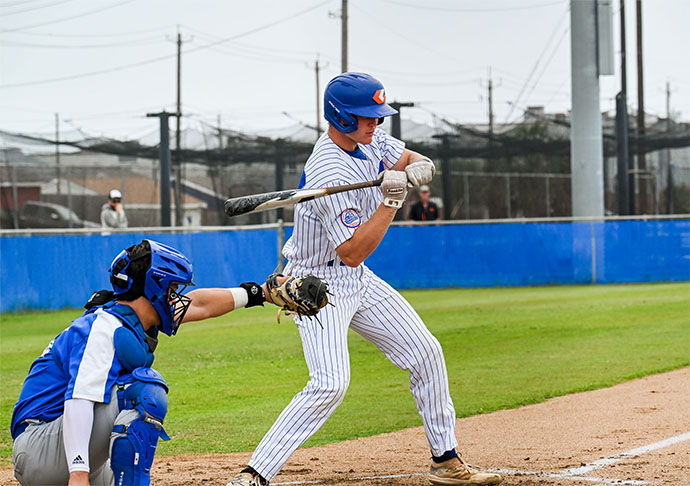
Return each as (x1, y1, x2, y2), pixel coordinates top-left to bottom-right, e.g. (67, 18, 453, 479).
(224, 196, 264, 217)
(224, 179, 381, 218)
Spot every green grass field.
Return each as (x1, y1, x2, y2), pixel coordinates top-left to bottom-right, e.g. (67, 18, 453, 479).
(1, 283, 688, 465)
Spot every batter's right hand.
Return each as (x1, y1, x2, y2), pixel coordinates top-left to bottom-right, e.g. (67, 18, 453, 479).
(380, 170, 408, 209)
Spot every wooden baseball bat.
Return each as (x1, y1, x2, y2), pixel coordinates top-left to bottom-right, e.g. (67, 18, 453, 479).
(224, 178, 382, 217)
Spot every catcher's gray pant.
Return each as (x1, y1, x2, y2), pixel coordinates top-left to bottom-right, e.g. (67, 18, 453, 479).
(12, 390, 119, 486)
(248, 265, 458, 481)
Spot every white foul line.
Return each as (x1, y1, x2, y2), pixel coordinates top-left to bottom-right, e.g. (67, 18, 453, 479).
(275, 469, 646, 486)
(275, 470, 647, 486)
(488, 468, 648, 485)
(561, 431, 690, 477)
(273, 472, 427, 485)
(273, 431, 690, 486)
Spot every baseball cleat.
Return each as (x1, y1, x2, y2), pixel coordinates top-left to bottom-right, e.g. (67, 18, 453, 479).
(429, 455, 502, 485)
(228, 471, 269, 486)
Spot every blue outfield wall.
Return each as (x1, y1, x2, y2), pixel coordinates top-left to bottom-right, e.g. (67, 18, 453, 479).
(367, 220, 690, 288)
(0, 230, 279, 312)
(1, 220, 688, 312)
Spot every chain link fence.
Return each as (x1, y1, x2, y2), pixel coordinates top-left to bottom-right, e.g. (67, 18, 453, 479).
(1, 154, 689, 230)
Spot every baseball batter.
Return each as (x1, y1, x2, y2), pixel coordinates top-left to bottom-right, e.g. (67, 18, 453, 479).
(10, 240, 321, 486)
(230, 73, 501, 486)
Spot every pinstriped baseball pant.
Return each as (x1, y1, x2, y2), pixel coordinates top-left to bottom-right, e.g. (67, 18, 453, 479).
(249, 265, 458, 481)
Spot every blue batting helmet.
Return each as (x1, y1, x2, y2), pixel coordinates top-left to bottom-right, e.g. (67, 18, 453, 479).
(324, 72, 398, 134)
(109, 239, 194, 336)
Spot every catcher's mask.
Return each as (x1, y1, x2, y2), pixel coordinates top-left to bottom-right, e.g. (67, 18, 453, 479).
(109, 239, 194, 336)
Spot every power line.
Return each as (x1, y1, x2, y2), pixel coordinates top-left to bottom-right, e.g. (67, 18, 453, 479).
(0, 52, 175, 88)
(0, 0, 76, 17)
(0, 0, 52, 9)
(0, 0, 331, 89)
(2, 35, 166, 48)
(181, 25, 320, 57)
(179, 0, 330, 56)
(520, 26, 570, 110)
(1, 24, 174, 37)
(503, 5, 570, 122)
(0, 0, 137, 33)
(203, 44, 308, 65)
(352, 2, 464, 64)
(378, 0, 566, 13)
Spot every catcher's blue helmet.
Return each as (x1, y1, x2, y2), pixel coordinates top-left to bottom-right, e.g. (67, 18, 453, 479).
(324, 72, 398, 134)
(109, 239, 194, 336)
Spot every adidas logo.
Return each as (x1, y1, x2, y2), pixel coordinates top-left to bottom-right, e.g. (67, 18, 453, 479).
(72, 455, 85, 465)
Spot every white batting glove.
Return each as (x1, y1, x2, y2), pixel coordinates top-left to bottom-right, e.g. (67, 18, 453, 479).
(380, 170, 408, 209)
(405, 157, 436, 187)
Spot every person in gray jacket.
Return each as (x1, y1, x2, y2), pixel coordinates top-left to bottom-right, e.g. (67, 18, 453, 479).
(101, 189, 128, 229)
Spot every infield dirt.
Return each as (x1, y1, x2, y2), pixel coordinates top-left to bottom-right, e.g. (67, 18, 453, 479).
(1, 367, 687, 486)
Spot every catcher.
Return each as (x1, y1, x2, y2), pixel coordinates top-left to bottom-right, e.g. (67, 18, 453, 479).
(10, 239, 328, 486)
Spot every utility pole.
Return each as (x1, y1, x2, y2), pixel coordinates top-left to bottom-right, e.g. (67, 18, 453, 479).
(217, 114, 223, 151)
(440, 134, 452, 219)
(636, 0, 646, 213)
(389, 101, 414, 140)
(488, 76, 494, 138)
(147, 112, 174, 227)
(341, 0, 348, 72)
(620, 0, 627, 95)
(315, 56, 322, 141)
(481, 67, 500, 139)
(569, 0, 606, 217)
(174, 31, 184, 227)
(275, 140, 285, 221)
(665, 81, 672, 213)
(55, 113, 61, 196)
(666, 81, 671, 123)
(616, 0, 630, 215)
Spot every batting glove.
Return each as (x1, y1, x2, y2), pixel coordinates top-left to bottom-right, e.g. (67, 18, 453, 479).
(405, 157, 436, 187)
(380, 170, 408, 209)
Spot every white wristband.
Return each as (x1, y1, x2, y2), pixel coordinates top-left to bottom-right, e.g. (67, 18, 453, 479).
(228, 288, 248, 309)
(383, 198, 404, 209)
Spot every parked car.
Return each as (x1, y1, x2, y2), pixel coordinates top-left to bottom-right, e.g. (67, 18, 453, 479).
(18, 201, 99, 229)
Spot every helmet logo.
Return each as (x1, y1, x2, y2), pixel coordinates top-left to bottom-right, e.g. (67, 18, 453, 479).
(373, 89, 386, 104)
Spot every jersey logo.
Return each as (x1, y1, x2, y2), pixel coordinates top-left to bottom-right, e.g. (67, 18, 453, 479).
(72, 455, 85, 465)
(340, 209, 362, 228)
(39, 339, 55, 358)
(373, 89, 386, 104)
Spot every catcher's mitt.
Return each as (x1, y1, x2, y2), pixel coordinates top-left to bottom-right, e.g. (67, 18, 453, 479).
(266, 273, 329, 319)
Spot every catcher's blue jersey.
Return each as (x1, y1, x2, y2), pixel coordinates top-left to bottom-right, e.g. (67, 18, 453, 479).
(11, 306, 131, 439)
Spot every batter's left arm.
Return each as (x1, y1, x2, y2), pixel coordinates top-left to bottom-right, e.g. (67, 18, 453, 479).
(391, 149, 422, 170)
(392, 149, 436, 187)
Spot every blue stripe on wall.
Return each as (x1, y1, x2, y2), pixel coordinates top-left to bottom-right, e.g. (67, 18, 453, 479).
(1, 220, 688, 312)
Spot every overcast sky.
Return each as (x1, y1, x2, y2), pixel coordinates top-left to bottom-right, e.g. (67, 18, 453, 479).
(1, 0, 688, 142)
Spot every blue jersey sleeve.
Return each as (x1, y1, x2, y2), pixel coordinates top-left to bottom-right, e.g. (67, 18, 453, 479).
(65, 309, 122, 403)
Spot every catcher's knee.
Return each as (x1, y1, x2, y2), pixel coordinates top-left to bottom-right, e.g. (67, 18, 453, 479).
(110, 368, 170, 486)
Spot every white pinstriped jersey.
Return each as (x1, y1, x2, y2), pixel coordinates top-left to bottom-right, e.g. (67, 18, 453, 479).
(283, 128, 405, 269)
(247, 126, 458, 482)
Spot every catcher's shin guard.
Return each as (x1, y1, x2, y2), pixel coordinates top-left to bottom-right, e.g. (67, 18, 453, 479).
(110, 368, 171, 486)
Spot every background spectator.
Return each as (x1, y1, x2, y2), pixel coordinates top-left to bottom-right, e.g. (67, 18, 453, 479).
(408, 185, 440, 221)
(100, 189, 128, 229)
